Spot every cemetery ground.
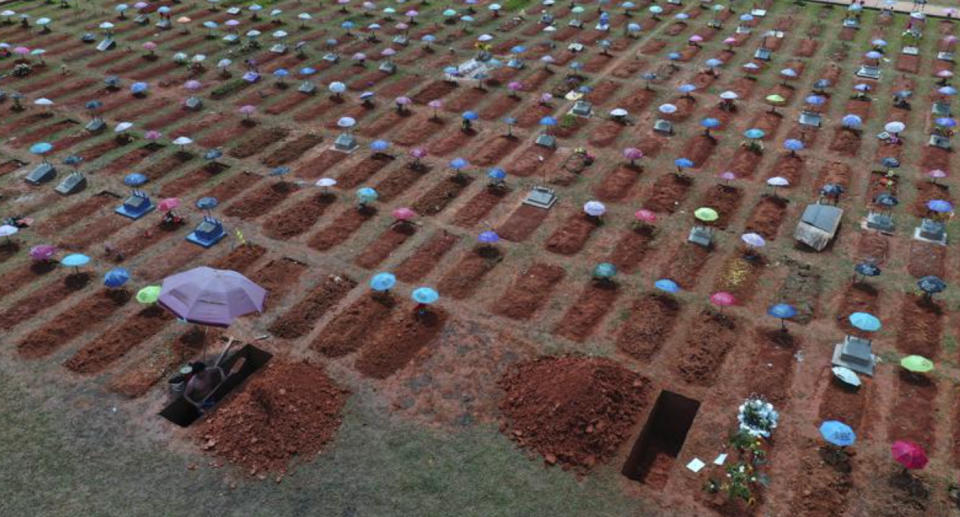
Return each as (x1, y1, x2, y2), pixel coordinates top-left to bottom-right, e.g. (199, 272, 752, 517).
(3, 0, 960, 515)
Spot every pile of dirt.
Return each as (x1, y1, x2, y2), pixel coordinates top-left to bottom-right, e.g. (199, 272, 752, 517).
(498, 355, 650, 469)
(197, 361, 349, 476)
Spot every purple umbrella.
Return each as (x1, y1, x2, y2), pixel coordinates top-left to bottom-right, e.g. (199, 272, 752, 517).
(157, 266, 266, 327)
(30, 244, 57, 261)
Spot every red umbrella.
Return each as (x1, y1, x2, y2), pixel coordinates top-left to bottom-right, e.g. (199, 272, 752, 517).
(891, 440, 928, 470)
(158, 198, 181, 211)
(710, 291, 736, 309)
(392, 207, 415, 221)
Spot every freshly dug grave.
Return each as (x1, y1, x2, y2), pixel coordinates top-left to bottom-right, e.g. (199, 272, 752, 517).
(498, 355, 651, 469)
(197, 361, 349, 476)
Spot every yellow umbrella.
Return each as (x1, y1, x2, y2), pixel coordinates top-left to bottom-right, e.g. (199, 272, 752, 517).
(136, 285, 161, 304)
(694, 207, 719, 222)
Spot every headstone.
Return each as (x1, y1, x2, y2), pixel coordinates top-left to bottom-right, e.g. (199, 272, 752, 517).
(55, 172, 86, 195)
(540, 14, 554, 24)
(594, 22, 609, 31)
(24, 163, 56, 185)
(270, 43, 287, 54)
(156, 18, 171, 30)
(378, 61, 396, 74)
(242, 71, 260, 83)
(226, 7, 241, 14)
(523, 186, 558, 209)
(653, 119, 673, 134)
(832, 335, 876, 376)
(96, 38, 116, 51)
(842, 17, 859, 28)
(754, 47, 772, 60)
(85, 118, 106, 132)
(902, 46, 919, 55)
(535, 133, 556, 148)
(297, 81, 316, 94)
(932, 101, 951, 116)
(938, 51, 955, 62)
(707, 20, 722, 29)
(507, 58, 524, 69)
(184, 97, 202, 110)
(798, 110, 822, 127)
(322, 53, 340, 63)
(864, 211, 895, 232)
(567, 42, 584, 52)
(929, 134, 951, 150)
(568, 18, 583, 28)
(392, 35, 408, 46)
(186, 216, 226, 248)
(688, 226, 714, 247)
(81, 33, 96, 43)
(668, 0, 682, 4)
(736, 25, 751, 34)
(134, 14, 149, 25)
(856, 65, 880, 80)
(116, 190, 154, 219)
(750, 8, 767, 16)
(571, 100, 592, 117)
(914, 218, 947, 245)
(334, 133, 358, 152)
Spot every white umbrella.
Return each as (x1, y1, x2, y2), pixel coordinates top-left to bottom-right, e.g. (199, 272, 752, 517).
(583, 200, 606, 217)
(337, 117, 356, 128)
(0, 224, 19, 238)
(766, 176, 790, 187)
(173, 136, 193, 146)
(34, 98, 54, 106)
(192, 54, 206, 63)
(610, 108, 628, 117)
(316, 178, 337, 187)
(884, 121, 905, 133)
(719, 91, 739, 100)
(115, 121, 134, 133)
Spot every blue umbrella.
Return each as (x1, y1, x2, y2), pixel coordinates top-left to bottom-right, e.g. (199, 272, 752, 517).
(273, 68, 289, 78)
(627, 22, 641, 33)
(356, 187, 378, 204)
(369, 272, 397, 292)
(30, 142, 53, 155)
(61, 253, 90, 273)
(124, 173, 148, 186)
(411, 287, 439, 304)
(819, 421, 856, 447)
(849, 312, 881, 332)
(674, 157, 694, 169)
(864, 50, 883, 60)
(478, 230, 499, 244)
(805, 95, 826, 105)
(705, 58, 723, 68)
(510, 45, 526, 54)
(767, 303, 797, 330)
(450, 158, 469, 170)
(784, 139, 805, 152)
(667, 52, 682, 61)
(939, 86, 957, 96)
(935, 117, 957, 127)
(654, 278, 679, 293)
(488, 167, 506, 181)
(300, 67, 317, 76)
(593, 262, 617, 279)
(701, 118, 720, 129)
(821, 183, 844, 197)
(422, 34, 437, 43)
(740, 13, 754, 21)
(539, 116, 558, 126)
(462, 110, 479, 121)
(927, 199, 953, 213)
(104, 267, 130, 288)
(370, 139, 390, 152)
(842, 114, 862, 128)
(196, 197, 218, 211)
(882, 157, 900, 169)
(814, 79, 831, 90)
(853, 83, 871, 92)
(341, 21, 355, 29)
(744, 128, 765, 139)
(130, 82, 149, 94)
(677, 84, 697, 94)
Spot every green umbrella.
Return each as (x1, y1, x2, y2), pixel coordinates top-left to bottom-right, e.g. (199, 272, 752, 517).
(900, 355, 934, 373)
(694, 207, 719, 222)
(136, 285, 161, 304)
(765, 94, 785, 104)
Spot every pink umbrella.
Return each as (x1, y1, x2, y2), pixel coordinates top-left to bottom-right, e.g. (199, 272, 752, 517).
(395, 22, 409, 30)
(428, 99, 443, 118)
(29, 244, 57, 261)
(395, 96, 411, 105)
(723, 37, 737, 46)
(929, 169, 947, 185)
(142, 41, 157, 51)
(158, 198, 181, 211)
(891, 440, 928, 470)
(144, 130, 162, 140)
(710, 291, 736, 310)
(392, 207, 415, 221)
(225, 19, 240, 27)
(13, 46, 29, 55)
(410, 147, 427, 159)
(719, 171, 737, 183)
(381, 48, 397, 57)
(634, 209, 657, 223)
(938, 70, 954, 78)
(507, 81, 524, 92)
(623, 147, 644, 165)
(689, 34, 703, 43)
(238, 104, 256, 116)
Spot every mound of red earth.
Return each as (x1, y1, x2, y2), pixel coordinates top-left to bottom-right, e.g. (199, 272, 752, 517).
(498, 355, 651, 469)
(197, 361, 349, 476)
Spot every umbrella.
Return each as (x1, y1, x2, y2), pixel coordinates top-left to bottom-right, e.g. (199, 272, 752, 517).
(875, 192, 898, 208)
(741, 233, 766, 248)
(539, 116, 557, 126)
(849, 312, 881, 332)
(767, 177, 790, 187)
(884, 121, 905, 133)
(767, 303, 796, 330)
(744, 128, 765, 139)
(337, 117, 357, 129)
(157, 266, 267, 327)
(658, 104, 677, 114)
(29, 142, 53, 155)
(29, 244, 56, 261)
(882, 157, 900, 169)
(720, 91, 739, 100)
(488, 168, 506, 181)
(115, 122, 134, 133)
(392, 207, 415, 221)
(654, 279, 679, 294)
(701, 118, 720, 129)
(891, 441, 928, 470)
(124, 173, 147, 186)
(356, 187, 378, 204)
(370, 140, 390, 153)
(842, 114, 862, 128)
(131, 82, 149, 95)
(784, 139, 805, 152)
(710, 291, 736, 309)
(820, 421, 856, 447)
(477, 231, 499, 245)
(635, 209, 657, 223)
(917, 275, 946, 296)
(136, 285, 161, 304)
(104, 267, 131, 288)
(583, 201, 606, 217)
(205, 149, 224, 160)
(855, 262, 881, 278)
(411, 287, 439, 304)
(694, 207, 718, 222)
(935, 117, 956, 128)
(369, 272, 396, 292)
(196, 197, 218, 211)
(316, 178, 337, 189)
(158, 198, 180, 211)
(832, 366, 861, 387)
(61, 253, 90, 271)
(675, 157, 694, 169)
(593, 262, 617, 279)
(926, 199, 953, 213)
(939, 86, 957, 96)
(900, 355, 934, 373)
(450, 158, 469, 170)
(172, 136, 192, 146)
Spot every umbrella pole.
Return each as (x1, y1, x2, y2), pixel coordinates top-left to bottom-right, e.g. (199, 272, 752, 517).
(200, 325, 207, 365)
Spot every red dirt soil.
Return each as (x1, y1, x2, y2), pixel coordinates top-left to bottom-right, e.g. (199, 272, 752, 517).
(197, 360, 349, 476)
(492, 263, 566, 320)
(354, 307, 448, 379)
(312, 294, 395, 357)
(498, 355, 651, 469)
(268, 274, 357, 339)
(616, 294, 681, 360)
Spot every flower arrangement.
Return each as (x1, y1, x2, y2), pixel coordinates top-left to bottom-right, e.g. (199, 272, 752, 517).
(737, 397, 779, 439)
